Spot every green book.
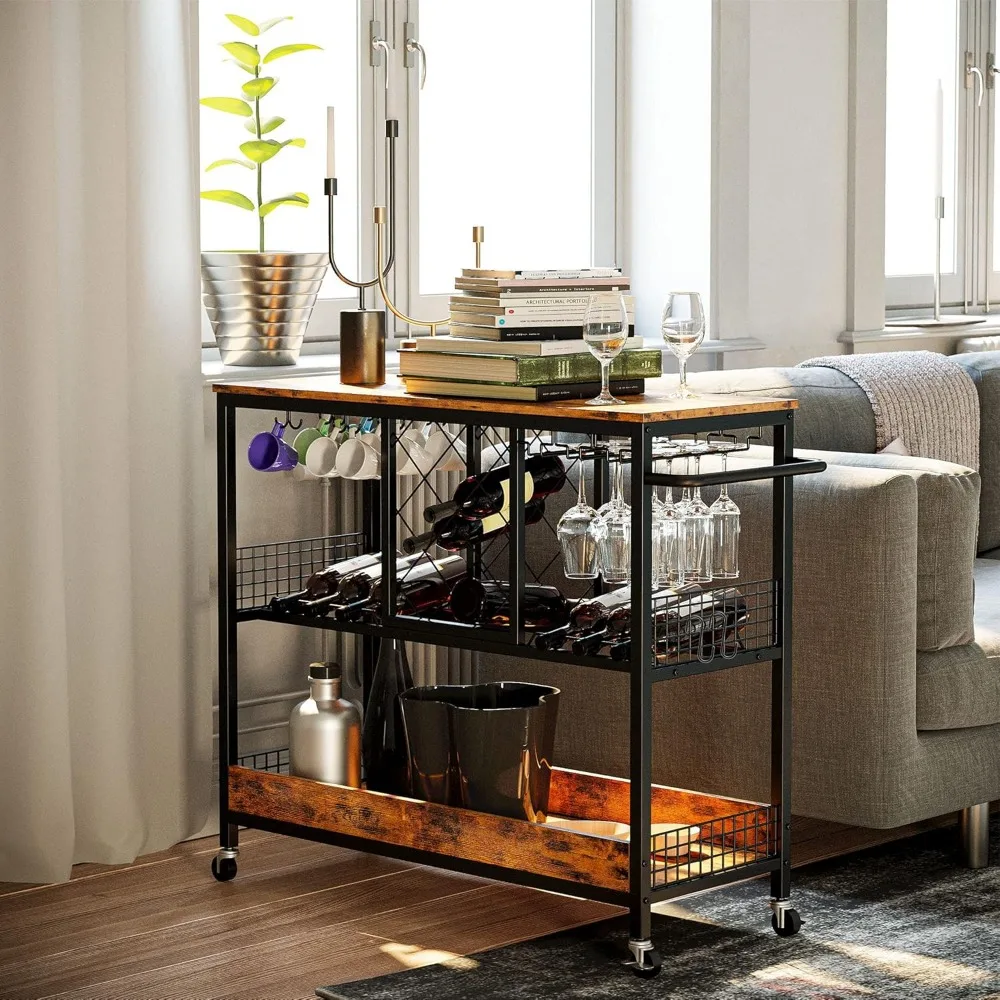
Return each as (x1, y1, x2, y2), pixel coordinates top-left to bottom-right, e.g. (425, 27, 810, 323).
(397, 348, 662, 386)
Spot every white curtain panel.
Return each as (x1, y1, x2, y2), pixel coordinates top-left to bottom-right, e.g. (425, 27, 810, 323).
(0, 0, 210, 882)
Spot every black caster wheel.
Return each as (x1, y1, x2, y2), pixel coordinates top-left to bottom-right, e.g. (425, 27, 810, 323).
(772, 908, 802, 937)
(630, 950, 662, 979)
(211, 856, 237, 882)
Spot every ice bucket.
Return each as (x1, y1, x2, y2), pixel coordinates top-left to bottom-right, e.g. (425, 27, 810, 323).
(400, 682, 560, 821)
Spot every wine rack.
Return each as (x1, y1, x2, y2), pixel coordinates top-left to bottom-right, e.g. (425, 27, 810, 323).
(213, 378, 825, 977)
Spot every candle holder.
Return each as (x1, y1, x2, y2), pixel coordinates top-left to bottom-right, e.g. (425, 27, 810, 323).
(886, 194, 986, 330)
(326, 119, 398, 386)
(372, 205, 449, 345)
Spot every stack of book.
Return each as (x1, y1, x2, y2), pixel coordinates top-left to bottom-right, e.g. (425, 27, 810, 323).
(400, 268, 661, 401)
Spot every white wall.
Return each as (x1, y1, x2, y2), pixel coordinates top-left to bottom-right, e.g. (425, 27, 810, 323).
(714, 0, 851, 368)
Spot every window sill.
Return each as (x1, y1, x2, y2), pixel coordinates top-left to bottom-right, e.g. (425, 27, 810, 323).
(841, 318, 1000, 349)
(202, 350, 401, 384)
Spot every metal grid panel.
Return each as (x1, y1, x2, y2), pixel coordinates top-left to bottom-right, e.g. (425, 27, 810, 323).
(650, 805, 779, 889)
(236, 532, 367, 611)
(652, 579, 777, 666)
(237, 747, 289, 774)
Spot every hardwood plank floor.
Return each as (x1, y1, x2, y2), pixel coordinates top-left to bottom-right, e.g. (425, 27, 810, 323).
(0, 813, 964, 1000)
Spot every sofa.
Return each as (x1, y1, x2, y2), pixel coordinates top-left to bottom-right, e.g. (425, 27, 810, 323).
(480, 351, 1000, 866)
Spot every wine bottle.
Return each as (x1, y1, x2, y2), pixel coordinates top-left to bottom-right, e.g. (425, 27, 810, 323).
(336, 552, 425, 603)
(449, 579, 570, 631)
(569, 584, 704, 655)
(334, 554, 467, 621)
(423, 454, 566, 522)
(608, 589, 748, 661)
(402, 497, 546, 555)
(361, 638, 412, 795)
(269, 551, 383, 612)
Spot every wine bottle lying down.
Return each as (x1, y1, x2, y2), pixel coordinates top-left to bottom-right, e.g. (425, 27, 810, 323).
(534, 587, 748, 659)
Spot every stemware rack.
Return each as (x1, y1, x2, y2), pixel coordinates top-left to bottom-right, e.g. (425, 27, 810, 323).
(213, 378, 825, 977)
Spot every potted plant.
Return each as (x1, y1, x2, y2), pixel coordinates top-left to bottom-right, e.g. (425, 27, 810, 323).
(200, 12, 326, 366)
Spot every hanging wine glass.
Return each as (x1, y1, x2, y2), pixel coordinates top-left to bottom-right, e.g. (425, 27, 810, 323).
(652, 458, 686, 588)
(709, 452, 740, 579)
(597, 450, 631, 584)
(661, 292, 706, 399)
(557, 448, 607, 580)
(676, 456, 713, 584)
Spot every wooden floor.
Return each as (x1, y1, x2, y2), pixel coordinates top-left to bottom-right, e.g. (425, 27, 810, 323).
(0, 814, 956, 1000)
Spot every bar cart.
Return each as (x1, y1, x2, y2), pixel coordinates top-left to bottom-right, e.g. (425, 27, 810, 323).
(212, 375, 825, 978)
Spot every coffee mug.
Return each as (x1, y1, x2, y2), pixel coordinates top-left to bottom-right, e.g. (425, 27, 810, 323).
(293, 419, 328, 465)
(336, 429, 380, 480)
(396, 437, 430, 477)
(248, 420, 299, 472)
(305, 431, 340, 477)
(424, 428, 467, 473)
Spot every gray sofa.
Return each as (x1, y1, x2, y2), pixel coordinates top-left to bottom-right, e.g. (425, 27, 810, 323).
(481, 351, 1000, 866)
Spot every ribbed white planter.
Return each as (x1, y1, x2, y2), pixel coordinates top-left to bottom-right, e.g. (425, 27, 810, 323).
(201, 251, 329, 366)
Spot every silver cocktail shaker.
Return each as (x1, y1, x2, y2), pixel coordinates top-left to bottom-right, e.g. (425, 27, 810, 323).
(289, 663, 362, 787)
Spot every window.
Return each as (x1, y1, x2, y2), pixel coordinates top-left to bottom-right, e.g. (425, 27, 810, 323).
(884, 0, 964, 310)
(198, 2, 711, 349)
(883, 0, 1000, 314)
(198, 0, 623, 346)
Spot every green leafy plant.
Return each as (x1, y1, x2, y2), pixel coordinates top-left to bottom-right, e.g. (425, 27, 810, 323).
(200, 13, 322, 252)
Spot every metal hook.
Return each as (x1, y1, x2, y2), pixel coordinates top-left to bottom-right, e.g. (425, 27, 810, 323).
(284, 411, 303, 431)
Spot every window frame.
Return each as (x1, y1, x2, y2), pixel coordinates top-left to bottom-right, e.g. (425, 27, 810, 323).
(199, 0, 625, 349)
(884, 0, 971, 312)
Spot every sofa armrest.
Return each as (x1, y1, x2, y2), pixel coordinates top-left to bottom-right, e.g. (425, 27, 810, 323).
(652, 463, 921, 827)
(793, 449, 979, 650)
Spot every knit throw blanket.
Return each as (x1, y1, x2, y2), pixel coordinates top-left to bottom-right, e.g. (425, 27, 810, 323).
(797, 351, 980, 470)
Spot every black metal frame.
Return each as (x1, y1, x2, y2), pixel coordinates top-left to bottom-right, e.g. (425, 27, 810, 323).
(216, 389, 820, 955)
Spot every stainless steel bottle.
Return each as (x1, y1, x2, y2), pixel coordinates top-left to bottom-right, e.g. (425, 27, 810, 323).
(289, 663, 362, 787)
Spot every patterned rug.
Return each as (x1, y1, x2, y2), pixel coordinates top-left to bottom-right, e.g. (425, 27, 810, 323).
(319, 817, 999, 999)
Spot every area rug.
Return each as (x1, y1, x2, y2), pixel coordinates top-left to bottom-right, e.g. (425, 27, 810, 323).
(318, 817, 999, 999)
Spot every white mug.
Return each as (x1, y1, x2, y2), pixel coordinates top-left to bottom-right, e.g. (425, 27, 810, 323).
(305, 434, 340, 477)
(424, 428, 468, 473)
(336, 435, 380, 480)
(396, 438, 430, 476)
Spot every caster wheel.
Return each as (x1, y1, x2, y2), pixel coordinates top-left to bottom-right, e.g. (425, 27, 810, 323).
(211, 856, 237, 882)
(772, 908, 802, 937)
(630, 950, 662, 979)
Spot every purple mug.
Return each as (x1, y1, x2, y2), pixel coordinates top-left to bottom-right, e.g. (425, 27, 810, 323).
(248, 420, 299, 472)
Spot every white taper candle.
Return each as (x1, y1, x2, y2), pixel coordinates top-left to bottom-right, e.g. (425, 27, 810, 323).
(934, 79, 943, 201)
(326, 106, 336, 178)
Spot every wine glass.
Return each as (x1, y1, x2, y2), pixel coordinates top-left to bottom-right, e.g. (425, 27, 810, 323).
(582, 291, 630, 406)
(661, 292, 706, 399)
(675, 456, 713, 584)
(709, 452, 740, 579)
(597, 452, 631, 584)
(557, 449, 607, 580)
(652, 459, 686, 588)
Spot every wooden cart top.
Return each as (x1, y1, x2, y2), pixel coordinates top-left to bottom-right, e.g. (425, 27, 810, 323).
(213, 374, 797, 425)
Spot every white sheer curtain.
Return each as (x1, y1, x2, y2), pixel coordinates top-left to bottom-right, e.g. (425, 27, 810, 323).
(0, 0, 210, 883)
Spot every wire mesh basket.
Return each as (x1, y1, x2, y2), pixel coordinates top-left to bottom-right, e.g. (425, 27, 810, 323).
(236, 532, 367, 612)
(651, 579, 778, 666)
(651, 805, 779, 888)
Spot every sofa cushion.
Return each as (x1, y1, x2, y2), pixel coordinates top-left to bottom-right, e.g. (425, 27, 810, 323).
(771, 447, 979, 651)
(688, 367, 875, 452)
(950, 352, 1000, 552)
(915, 559, 1000, 729)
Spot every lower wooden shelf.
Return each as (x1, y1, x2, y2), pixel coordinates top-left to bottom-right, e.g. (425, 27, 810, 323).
(228, 764, 777, 894)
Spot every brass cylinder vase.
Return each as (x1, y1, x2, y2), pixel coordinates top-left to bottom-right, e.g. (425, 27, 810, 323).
(340, 310, 386, 386)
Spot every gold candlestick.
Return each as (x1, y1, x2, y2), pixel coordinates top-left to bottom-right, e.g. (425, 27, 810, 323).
(373, 206, 449, 338)
(472, 225, 485, 268)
